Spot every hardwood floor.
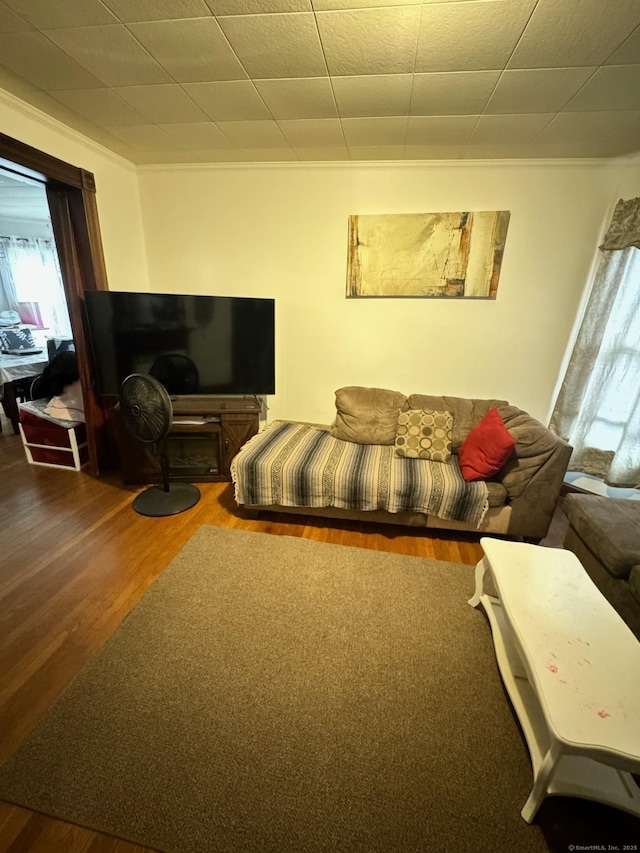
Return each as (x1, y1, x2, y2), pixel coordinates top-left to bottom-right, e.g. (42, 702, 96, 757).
(0, 412, 485, 851)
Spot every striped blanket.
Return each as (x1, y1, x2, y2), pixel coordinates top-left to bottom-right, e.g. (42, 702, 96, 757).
(231, 421, 489, 527)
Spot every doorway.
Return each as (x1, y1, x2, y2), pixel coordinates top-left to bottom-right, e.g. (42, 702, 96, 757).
(0, 131, 111, 475)
(0, 167, 73, 341)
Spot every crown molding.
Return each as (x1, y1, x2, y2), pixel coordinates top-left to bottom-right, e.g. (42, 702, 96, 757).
(0, 87, 136, 173)
(137, 156, 616, 174)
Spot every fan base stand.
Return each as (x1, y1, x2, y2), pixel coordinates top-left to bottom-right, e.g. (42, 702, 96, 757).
(133, 482, 201, 517)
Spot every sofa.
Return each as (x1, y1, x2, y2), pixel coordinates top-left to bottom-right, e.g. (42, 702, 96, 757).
(231, 386, 572, 541)
(563, 493, 640, 639)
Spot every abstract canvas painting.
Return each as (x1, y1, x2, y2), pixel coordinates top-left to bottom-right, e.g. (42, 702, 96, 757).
(346, 211, 511, 298)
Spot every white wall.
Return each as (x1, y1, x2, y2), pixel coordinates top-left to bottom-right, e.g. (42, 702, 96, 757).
(0, 90, 148, 294)
(138, 160, 617, 425)
(612, 154, 640, 199)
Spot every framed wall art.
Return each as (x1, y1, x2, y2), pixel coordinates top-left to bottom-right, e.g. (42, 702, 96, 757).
(346, 210, 511, 299)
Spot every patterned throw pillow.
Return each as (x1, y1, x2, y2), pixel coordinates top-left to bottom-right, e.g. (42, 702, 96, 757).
(394, 409, 453, 461)
(0, 328, 36, 351)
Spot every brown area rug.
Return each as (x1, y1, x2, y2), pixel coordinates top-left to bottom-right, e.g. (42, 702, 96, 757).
(0, 527, 552, 851)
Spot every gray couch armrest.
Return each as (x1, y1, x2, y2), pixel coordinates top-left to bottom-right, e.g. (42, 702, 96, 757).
(495, 405, 572, 539)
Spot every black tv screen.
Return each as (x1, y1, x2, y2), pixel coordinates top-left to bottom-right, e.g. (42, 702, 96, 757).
(83, 290, 275, 396)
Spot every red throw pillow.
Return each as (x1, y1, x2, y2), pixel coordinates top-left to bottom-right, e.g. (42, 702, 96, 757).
(458, 407, 516, 481)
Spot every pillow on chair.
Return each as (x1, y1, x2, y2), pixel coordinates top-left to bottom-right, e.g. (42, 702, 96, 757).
(0, 328, 36, 351)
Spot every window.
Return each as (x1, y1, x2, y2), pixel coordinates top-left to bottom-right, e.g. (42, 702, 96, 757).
(0, 236, 72, 338)
(550, 198, 640, 487)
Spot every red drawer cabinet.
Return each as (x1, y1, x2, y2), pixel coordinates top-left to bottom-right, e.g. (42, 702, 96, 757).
(18, 402, 88, 471)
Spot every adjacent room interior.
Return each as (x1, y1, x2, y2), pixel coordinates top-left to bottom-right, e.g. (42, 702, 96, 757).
(0, 1, 639, 851)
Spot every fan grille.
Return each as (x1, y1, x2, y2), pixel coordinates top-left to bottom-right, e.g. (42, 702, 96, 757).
(119, 374, 172, 444)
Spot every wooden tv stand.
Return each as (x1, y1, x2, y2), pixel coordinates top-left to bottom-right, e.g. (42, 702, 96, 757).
(116, 395, 261, 485)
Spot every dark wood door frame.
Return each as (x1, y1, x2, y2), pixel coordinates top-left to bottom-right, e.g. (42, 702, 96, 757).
(0, 131, 111, 475)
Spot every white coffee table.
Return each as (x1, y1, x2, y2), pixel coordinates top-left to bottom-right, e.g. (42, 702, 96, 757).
(469, 536, 640, 822)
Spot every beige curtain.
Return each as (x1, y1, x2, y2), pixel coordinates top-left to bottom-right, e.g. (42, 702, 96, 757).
(550, 197, 640, 487)
(599, 196, 640, 250)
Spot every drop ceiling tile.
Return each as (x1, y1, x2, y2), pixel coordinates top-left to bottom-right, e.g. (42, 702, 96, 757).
(46, 24, 171, 87)
(3, 0, 117, 29)
(410, 71, 500, 116)
(240, 147, 298, 161)
(207, 0, 311, 12)
(134, 149, 201, 163)
(340, 117, 408, 146)
(18, 90, 94, 130)
(485, 68, 596, 114)
(294, 146, 350, 160)
(159, 121, 235, 147)
(0, 31, 103, 89)
(8, 85, 102, 136)
(404, 144, 461, 160)
(105, 124, 185, 148)
(217, 13, 326, 78)
(0, 62, 44, 98)
(215, 120, 289, 147)
(470, 113, 554, 144)
(101, 0, 213, 23)
(537, 111, 640, 144)
(314, 0, 420, 8)
(114, 84, 209, 123)
(538, 141, 639, 157)
(332, 75, 412, 118)
(459, 143, 542, 159)
(182, 81, 271, 120)
(509, 0, 640, 68)
(191, 148, 249, 162)
(460, 142, 632, 159)
(348, 146, 405, 159)
(82, 126, 139, 158)
(129, 18, 247, 82)
(278, 118, 343, 146)
(315, 6, 421, 76)
(52, 88, 150, 126)
(415, 1, 536, 73)
(563, 65, 640, 112)
(406, 115, 478, 145)
(253, 78, 337, 119)
(0, 2, 33, 33)
(606, 25, 640, 65)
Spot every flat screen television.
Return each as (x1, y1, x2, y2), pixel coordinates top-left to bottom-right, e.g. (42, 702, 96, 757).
(83, 290, 275, 397)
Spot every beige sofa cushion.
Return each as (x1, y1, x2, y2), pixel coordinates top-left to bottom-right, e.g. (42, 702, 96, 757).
(331, 386, 407, 445)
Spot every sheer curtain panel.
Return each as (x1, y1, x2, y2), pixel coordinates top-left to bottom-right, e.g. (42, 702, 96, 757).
(549, 197, 640, 487)
(0, 236, 71, 339)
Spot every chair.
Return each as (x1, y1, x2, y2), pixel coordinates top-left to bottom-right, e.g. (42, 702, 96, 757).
(1, 374, 41, 433)
(29, 373, 50, 401)
(47, 338, 75, 360)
